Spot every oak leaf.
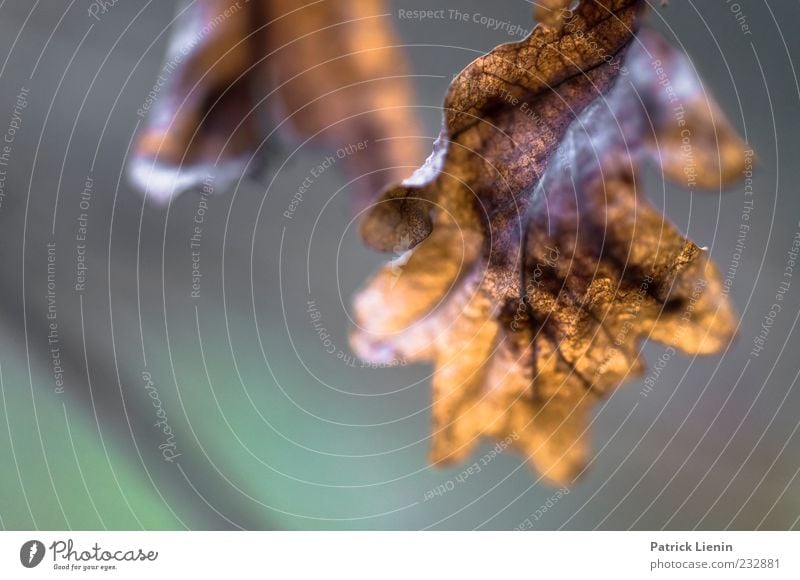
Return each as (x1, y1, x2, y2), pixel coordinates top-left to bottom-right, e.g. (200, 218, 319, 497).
(129, 0, 422, 207)
(353, 0, 748, 484)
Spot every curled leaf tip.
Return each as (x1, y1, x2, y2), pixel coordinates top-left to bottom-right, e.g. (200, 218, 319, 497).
(359, 187, 433, 253)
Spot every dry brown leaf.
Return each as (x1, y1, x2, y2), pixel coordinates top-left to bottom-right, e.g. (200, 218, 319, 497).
(353, 0, 747, 484)
(129, 0, 422, 206)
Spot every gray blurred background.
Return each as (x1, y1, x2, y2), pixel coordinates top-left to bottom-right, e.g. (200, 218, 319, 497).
(0, 0, 798, 530)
